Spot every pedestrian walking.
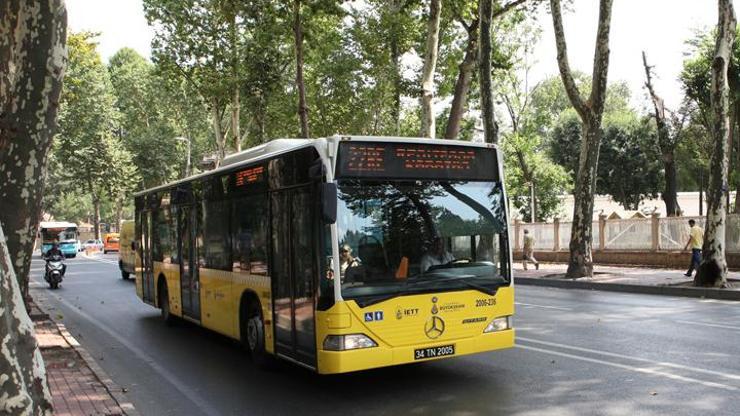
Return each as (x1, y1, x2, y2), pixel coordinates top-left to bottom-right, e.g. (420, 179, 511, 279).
(683, 219, 703, 277)
(523, 229, 539, 270)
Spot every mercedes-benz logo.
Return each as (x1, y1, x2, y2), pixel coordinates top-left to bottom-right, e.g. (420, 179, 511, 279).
(424, 316, 445, 339)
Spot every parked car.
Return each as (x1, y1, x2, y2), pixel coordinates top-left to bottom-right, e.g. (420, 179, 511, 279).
(83, 239, 103, 252)
(103, 233, 120, 254)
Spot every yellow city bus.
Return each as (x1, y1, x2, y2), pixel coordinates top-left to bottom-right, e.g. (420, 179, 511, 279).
(134, 136, 514, 374)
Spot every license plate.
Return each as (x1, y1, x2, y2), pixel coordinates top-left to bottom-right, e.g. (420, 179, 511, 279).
(414, 344, 455, 360)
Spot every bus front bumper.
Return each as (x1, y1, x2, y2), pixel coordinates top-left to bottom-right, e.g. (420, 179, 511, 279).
(316, 328, 515, 374)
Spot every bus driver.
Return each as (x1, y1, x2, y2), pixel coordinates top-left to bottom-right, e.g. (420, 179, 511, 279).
(420, 237, 454, 273)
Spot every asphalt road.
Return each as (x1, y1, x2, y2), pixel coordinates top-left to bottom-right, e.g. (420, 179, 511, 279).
(30, 254, 740, 416)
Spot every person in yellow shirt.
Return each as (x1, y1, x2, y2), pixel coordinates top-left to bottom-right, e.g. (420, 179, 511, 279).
(683, 219, 704, 277)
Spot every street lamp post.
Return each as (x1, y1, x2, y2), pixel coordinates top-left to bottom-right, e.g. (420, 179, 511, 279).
(174, 136, 191, 177)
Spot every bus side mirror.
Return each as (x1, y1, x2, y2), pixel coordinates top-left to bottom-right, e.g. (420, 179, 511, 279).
(131, 241, 138, 251)
(320, 183, 337, 224)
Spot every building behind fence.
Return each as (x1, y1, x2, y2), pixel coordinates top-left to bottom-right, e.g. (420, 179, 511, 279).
(512, 214, 740, 254)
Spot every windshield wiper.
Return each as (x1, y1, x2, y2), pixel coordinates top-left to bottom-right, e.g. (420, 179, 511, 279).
(407, 276, 500, 295)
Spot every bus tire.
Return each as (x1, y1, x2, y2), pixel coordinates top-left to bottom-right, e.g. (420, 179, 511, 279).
(158, 281, 175, 326)
(241, 301, 270, 368)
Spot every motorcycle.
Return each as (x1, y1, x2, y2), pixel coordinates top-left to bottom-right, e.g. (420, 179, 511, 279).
(44, 254, 65, 289)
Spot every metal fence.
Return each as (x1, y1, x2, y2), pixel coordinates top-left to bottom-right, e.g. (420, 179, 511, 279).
(512, 214, 740, 253)
(604, 218, 652, 250)
(659, 216, 705, 250)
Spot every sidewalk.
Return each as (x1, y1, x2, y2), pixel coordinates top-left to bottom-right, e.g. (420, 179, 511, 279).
(29, 301, 138, 416)
(513, 262, 740, 300)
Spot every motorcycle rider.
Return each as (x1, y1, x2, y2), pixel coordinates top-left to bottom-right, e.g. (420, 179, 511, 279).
(45, 241, 67, 276)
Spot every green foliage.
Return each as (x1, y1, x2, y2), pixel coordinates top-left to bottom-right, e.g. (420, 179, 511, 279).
(48, 33, 139, 226)
(503, 133, 571, 221)
(108, 48, 181, 188)
(680, 27, 740, 195)
(549, 110, 663, 210)
(598, 119, 662, 210)
(47, 192, 92, 224)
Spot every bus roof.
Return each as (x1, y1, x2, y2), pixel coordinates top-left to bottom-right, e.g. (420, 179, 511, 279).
(39, 221, 78, 229)
(134, 135, 497, 197)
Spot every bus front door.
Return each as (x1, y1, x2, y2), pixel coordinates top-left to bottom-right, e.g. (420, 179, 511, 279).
(271, 188, 317, 368)
(179, 206, 200, 321)
(141, 211, 155, 304)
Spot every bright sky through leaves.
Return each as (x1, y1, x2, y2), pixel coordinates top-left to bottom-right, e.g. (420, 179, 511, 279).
(66, 0, 732, 110)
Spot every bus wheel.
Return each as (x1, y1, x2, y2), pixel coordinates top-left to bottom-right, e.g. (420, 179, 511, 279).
(242, 308, 270, 368)
(159, 283, 174, 326)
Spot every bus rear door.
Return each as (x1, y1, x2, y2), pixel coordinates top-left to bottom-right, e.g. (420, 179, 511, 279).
(271, 187, 317, 368)
(178, 205, 201, 321)
(140, 212, 155, 303)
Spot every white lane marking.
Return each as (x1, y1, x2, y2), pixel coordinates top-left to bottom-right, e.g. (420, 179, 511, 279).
(81, 256, 118, 265)
(674, 320, 740, 331)
(518, 336, 740, 382)
(33, 260, 117, 266)
(40, 293, 222, 416)
(515, 302, 572, 311)
(516, 344, 740, 392)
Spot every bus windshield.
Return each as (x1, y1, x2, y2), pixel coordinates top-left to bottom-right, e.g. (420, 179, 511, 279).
(335, 179, 509, 306)
(41, 227, 77, 243)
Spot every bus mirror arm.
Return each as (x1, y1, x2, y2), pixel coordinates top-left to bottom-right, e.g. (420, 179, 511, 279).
(320, 183, 337, 224)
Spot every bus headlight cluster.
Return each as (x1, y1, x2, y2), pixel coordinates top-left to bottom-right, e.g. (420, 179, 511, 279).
(483, 316, 512, 333)
(323, 334, 378, 351)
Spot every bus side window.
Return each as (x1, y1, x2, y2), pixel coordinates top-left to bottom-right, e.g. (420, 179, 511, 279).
(202, 200, 231, 271)
(232, 196, 268, 275)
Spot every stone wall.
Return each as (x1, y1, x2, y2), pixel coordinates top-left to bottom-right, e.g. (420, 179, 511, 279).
(513, 250, 740, 271)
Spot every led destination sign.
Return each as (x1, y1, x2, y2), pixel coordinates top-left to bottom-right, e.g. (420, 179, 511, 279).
(235, 165, 265, 187)
(337, 142, 498, 181)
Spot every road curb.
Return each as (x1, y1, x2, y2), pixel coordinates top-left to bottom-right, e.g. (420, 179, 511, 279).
(38, 303, 141, 416)
(515, 277, 740, 301)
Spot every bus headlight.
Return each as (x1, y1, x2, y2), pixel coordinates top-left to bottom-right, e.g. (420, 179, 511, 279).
(483, 316, 512, 333)
(323, 334, 378, 351)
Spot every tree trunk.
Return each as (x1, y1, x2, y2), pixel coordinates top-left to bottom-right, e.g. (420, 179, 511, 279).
(211, 99, 226, 166)
(294, 0, 310, 138)
(0, 224, 53, 416)
(386, 0, 406, 135)
(728, 99, 740, 214)
(390, 36, 401, 135)
(0, 1, 64, 412)
(695, 0, 735, 288)
(0, 0, 67, 301)
(551, 0, 613, 278)
(733, 99, 740, 214)
(115, 195, 123, 233)
(229, 9, 241, 153)
(232, 88, 240, 152)
(642, 51, 681, 216)
(445, 19, 478, 140)
(93, 194, 101, 240)
(663, 155, 681, 216)
(567, 119, 602, 277)
(420, 0, 441, 138)
(478, 0, 499, 144)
